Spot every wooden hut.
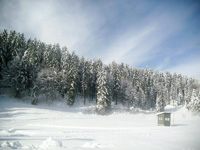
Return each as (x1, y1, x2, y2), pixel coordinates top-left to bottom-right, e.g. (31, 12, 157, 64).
(157, 112, 171, 126)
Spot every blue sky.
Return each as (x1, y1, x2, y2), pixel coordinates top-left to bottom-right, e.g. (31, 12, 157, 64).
(0, 0, 199, 79)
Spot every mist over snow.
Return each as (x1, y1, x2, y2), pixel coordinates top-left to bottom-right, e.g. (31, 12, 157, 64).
(0, 0, 199, 79)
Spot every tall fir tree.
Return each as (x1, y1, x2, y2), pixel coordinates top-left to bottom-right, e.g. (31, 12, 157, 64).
(67, 52, 79, 106)
(96, 66, 110, 114)
(113, 67, 121, 105)
(59, 47, 70, 97)
(187, 89, 200, 114)
(82, 60, 90, 105)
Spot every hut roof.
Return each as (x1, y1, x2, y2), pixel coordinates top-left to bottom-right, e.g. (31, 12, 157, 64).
(156, 112, 171, 115)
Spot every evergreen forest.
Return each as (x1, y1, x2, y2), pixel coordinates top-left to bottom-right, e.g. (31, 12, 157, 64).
(0, 29, 200, 114)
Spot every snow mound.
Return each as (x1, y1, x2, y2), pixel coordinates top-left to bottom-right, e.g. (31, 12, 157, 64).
(0, 130, 10, 135)
(8, 128, 16, 132)
(22, 144, 37, 150)
(82, 142, 101, 148)
(39, 137, 62, 149)
(85, 106, 97, 114)
(0, 129, 27, 137)
(1, 141, 22, 149)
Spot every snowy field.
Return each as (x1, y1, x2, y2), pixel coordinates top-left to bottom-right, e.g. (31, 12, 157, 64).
(0, 96, 200, 150)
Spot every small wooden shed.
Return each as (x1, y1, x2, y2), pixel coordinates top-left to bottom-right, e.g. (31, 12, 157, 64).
(157, 112, 171, 126)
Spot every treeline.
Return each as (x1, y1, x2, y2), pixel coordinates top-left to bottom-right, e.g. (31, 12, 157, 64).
(0, 29, 200, 114)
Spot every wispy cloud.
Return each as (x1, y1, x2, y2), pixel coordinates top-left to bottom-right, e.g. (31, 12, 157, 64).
(0, 0, 199, 78)
(165, 60, 200, 80)
(0, 0, 104, 54)
(103, 25, 156, 64)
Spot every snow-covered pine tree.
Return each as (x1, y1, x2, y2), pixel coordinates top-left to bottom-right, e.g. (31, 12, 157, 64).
(0, 30, 28, 95)
(187, 89, 200, 114)
(150, 87, 156, 108)
(59, 47, 70, 97)
(14, 33, 26, 58)
(113, 67, 121, 105)
(169, 73, 176, 105)
(22, 38, 41, 92)
(0, 30, 18, 70)
(106, 71, 113, 107)
(120, 79, 128, 106)
(82, 60, 90, 105)
(35, 69, 58, 103)
(165, 71, 172, 105)
(90, 60, 99, 102)
(0, 29, 8, 87)
(4, 55, 29, 97)
(140, 68, 150, 109)
(125, 82, 137, 109)
(67, 52, 79, 106)
(6, 30, 17, 62)
(43, 44, 52, 68)
(175, 74, 183, 105)
(184, 78, 192, 106)
(156, 85, 166, 112)
(93, 59, 103, 103)
(96, 66, 110, 114)
(87, 60, 94, 99)
(23, 39, 39, 66)
(51, 44, 61, 70)
(147, 71, 154, 108)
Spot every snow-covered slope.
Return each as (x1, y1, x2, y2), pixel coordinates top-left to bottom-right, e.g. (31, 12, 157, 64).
(0, 97, 200, 150)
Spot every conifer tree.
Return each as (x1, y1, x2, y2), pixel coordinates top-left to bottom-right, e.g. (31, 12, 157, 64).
(51, 44, 61, 70)
(156, 86, 166, 112)
(125, 82, 137, 109)
(59, 47, 70, 97)
(0, 29, 8, 83)
(90, 60, 98, 102)
(43, 44, 52, 68)
(187, 89, 200, 114)
(113, 67, 121, 105)
(82, 60, 90, 105)
(96, 66, 110, 114)
(67, 52, 78, 106)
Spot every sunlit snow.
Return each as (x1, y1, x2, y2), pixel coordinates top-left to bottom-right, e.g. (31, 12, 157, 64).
(0, 97, 200, 150)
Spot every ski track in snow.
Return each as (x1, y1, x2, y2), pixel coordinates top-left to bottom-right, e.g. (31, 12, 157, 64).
(0, 97, 200, 150)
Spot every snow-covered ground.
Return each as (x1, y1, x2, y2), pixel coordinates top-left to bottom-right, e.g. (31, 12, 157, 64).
(0, 96, 200, 150)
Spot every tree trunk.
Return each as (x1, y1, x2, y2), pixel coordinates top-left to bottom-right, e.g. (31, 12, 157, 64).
(84, 93, 86, 105)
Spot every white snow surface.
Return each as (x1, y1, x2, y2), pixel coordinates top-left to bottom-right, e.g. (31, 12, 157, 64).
(0, 96, 200, 150)
(39, 137, 62, 149)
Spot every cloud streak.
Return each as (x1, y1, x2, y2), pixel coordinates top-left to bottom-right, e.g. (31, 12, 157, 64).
(165, 60, 200, 80)
(0, 0, 199, 79)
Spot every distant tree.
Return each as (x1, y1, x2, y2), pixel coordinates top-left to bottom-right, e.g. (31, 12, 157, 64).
(59, 47, 70, 97)
(113, 67, 121, 105)
(125, 82, 138, 109)
(156, 86, 166, 112)
(35, 69, 58, 103)
(3, 56, 30, 97)
(82, 60, 90, 105)
(0, 29, 8, 84)
(187, 89, 200, 114)
(96, 66, 110, 114)
(90, 60, 100, 102)
(51, 44, 61, 70)
(43, 44, 53, 68)
(67, 52, 79, 106)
